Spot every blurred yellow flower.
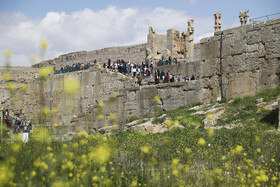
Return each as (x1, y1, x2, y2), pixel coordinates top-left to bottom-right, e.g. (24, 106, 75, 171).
(51, 108, 58, 115)
(109, 114, 117, 123)
(206, 113, 213, 120)
(214, 168, 222, 175)
(0, 166, 13, 186)
(231, 145, 243, 155)
(172, 158, 180, 165)
(63, 76, 80, 96)
(12, 144, 21, 152)
(41, 107, 50, 116)
(140, 146, 149, 154)
(41, 40, 48, 49)
(7, 82, 15, 91)
(132, 180, 138, 187)
(92, 176, 98, 182)
(20, 84, 28, 92)
(2, 73, 11, 81)
(98, 102, 104, 108)
(47, 146, 53, 151)
(53, 123, 58, 128)
(167, 120, 173, 128)
(39, 66, 54, 80)
(100, 167, 106, 173)
(3, 50, 11, 58)
(30, 55, 37, 63)
(65, 161, 74, 170)
(31, 171, 36, 177)
(198, 138, 206, 146)
(185, 148, 191, 154)
(172, 169, 179, 176)
(207, 129, 214, 136)
(97, 114, 104, 120)
(109, 92, 117, 101)
(154, 95, 160, 102)
(255, 136, 261, 143)
(91, 144, 111, 165)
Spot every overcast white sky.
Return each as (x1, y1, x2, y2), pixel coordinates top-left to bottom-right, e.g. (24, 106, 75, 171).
(0, 0, 279, 66)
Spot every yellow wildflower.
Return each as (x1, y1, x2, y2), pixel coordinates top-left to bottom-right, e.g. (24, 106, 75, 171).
(109, 92, 117, 101)
(30, 55, 37, 63)
(206, 113, 213, 120)
(91, 144, 111, 165)
(7, 82, 15, 91)
(198, 138, 206, 146)
(172, 158, 180, 165)
(140, 146, 149, 154)
(20, 84, 28, 92)
(51, 108, 58, 114)
(63, 76, 80, 96)
(185, 148, 191, 154)
(39, 66, 54, 80)
(132, 180, 138, 187)
(2, 73, 11, 81)
(53, 123, 58, 128)
(109, 114, 117, 123)
(167, 120, 173, 128)
(207, 129, 214, 136)
(12, 144, 21, 152)
(98, 102, 104, 108)
(154, 96, 160, 102)
(97, 114, 104, 120)
(3, 50, 11, 58)
(41, 40, 48, 49)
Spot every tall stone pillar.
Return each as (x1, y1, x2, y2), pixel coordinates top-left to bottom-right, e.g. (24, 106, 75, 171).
(188, 19, 194, 61)
(214, 12, 222, 32)
(146, 27, 155, 62)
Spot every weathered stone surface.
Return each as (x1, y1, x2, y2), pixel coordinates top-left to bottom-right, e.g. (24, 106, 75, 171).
(1, 18, 279, 134)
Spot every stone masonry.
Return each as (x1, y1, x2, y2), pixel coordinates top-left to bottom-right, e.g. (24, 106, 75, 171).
(146, 19, 195, 62)
(32, 44, 147, 70)
(1, 18, 280, 132)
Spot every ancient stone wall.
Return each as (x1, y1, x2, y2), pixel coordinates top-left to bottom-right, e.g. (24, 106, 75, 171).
(146, 24, 195, 61)
(33, 44, 146, 70)
(200, 18, 280, 100)
(1, 18, 280, 132)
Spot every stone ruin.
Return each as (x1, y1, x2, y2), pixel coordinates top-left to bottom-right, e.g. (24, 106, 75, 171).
(146, 19, 195, 62)
(214, 12, 222, 32)
(1, 13, 280, 134)
(239, 10, 249, 25)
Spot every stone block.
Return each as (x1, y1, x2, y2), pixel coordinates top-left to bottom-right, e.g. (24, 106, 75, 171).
(200, 39, 219, 60)
(246, 44, 258, 52)
(232, 42, 246, 55)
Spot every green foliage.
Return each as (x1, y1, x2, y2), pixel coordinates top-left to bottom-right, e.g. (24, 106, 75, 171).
(216, 86, 280, 129)
(1, 126, 280, 186)
(127, 115, 139, 123)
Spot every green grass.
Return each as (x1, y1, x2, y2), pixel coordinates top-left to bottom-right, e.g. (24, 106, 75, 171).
(216, 86, 280, 129)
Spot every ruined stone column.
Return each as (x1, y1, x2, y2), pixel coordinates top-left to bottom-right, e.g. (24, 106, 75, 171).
(146, 26, 155, 62)
(214, 12, 222, 32)
(188, 19, 194, 61)
(239, 10, 249, 25)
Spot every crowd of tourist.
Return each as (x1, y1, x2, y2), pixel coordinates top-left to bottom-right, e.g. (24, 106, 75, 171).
(1, 107, 32, 134)
(51, 57, 198, 86)
(54, 61, 95, 74)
